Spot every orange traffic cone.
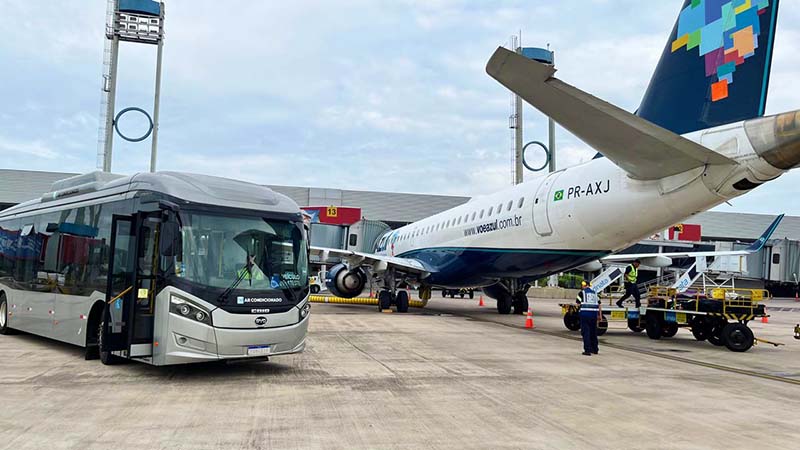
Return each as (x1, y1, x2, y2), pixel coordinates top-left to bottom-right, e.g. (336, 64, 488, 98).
(762, 306, 769, 324)
(479, 296, 485, 307)
(795, 291, 799, 302)
(525, 308, 535, 329)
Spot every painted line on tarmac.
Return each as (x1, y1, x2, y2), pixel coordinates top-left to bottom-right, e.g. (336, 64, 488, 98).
(436, 307, 800, 387)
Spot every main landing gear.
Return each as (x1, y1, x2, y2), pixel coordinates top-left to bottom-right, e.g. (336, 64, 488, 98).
(488, 280, 530, 315)
(377, 269, 410, 313)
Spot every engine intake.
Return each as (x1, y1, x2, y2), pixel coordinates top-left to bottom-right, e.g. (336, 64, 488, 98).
(326, 264, 367, 298)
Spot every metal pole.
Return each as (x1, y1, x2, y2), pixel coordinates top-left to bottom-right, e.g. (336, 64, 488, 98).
(548, 51, 556, 173)
(103, 36, 120, 172)
(514, 46, 524, 185)
(149, 3, 165, 173)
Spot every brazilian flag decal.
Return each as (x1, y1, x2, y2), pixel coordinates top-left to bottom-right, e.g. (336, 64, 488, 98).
(554, 190, 564, 202)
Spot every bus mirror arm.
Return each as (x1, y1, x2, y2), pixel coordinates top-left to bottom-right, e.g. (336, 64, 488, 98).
(158, 200, 180, 213)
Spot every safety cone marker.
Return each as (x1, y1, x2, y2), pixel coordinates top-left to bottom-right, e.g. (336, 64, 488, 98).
(525, 308, 534, 329)
(479, 296, 485, 307)
(762, 306, 769, 324)
(795, 291, 799, 302)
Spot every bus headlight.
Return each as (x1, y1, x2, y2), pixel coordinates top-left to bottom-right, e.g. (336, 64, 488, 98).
(170, 296, 212, 326)
(299, 302, 311, 319)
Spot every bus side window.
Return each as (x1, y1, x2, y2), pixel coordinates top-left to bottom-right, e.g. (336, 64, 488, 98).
(0, 218, 21, 280)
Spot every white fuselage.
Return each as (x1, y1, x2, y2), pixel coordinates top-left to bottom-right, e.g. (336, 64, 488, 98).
(375, 120, 785, 283)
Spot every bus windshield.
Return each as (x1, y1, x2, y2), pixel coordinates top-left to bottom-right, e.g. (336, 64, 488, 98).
(175, 212, 308, 292)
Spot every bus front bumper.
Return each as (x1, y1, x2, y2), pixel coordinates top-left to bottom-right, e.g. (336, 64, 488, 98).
(162, 313, 309, 365)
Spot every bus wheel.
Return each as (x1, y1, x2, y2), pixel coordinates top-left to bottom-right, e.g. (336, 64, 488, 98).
(98, 317, 121, 366)
(0, 294, 16, 335)
(722, 323, 754, 352)
(707, 320, 727, 346)
(396, 291, 409, 313)
(627, 319, 644, 333)
(84, 302, 105, 360)
(563, 312, 580, 331)
(645, 314, 663, 340)
(661, 322, 678, 338)
(597, 317, 608, 336)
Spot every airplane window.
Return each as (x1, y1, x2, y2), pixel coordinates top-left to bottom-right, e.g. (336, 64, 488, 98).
(488, 207, 493, 216)
(457, 217, 462, 225)
(471, 212, 476, 221)
(518, 198, 525, 208)
(479, 210, 484, 219)
(507, 200, 513, 211)
(446, 220, 451, 228)
(498, 203, 503, 213)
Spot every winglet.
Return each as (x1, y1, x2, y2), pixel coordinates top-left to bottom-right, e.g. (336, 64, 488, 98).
(745, 214, 784, 252)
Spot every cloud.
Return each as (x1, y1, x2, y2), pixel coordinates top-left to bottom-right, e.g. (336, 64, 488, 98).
(0, 0, 799, 215)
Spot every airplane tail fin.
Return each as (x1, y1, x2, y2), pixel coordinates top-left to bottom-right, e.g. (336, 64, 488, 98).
(637, 0, 780, 135)
(745, 213, 784, 252)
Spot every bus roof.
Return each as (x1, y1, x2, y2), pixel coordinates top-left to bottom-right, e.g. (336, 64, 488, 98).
(0, 171, 300, 218)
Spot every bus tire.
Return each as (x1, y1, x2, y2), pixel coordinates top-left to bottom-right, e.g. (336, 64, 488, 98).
(84, 302, 105, 360)
(646, 314, 663, 340)
(98, 315, 122, 366)
(564, 312, 580, 331)
(0, 293, 17, 335)
(396, 291, 409, 313)
(722, 323, 754, 352)
(597, 317, 608, 336)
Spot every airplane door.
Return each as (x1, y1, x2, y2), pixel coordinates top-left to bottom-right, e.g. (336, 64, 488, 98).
(532, 171, 562, 236)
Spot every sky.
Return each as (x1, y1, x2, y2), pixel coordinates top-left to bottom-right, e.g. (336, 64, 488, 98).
(1, 1, 799, 214)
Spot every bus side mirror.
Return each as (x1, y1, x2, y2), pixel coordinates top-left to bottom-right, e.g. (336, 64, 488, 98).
(160, 222, 181, 257)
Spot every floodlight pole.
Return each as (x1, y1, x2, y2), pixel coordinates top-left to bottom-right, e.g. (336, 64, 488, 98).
(150, 3, 165, 173)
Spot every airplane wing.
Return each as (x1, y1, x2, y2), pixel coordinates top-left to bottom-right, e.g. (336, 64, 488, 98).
(310, 246, 433, 277)
(601, 214, 784, 262)
(485, 47, 736, 180)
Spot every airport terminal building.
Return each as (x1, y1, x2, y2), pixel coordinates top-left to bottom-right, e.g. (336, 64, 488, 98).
(2, 169, 798, 291)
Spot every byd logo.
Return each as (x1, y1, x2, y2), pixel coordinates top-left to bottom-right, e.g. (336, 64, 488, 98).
(254, 316, 268, 326)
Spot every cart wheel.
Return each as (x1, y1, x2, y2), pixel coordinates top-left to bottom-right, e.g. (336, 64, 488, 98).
(690, 317, 709, 341)
(661, 322, 678, 338)
(597, 317, 608, 336)
(707, 320, 727, 346)
(627, 318, 644, 333)
(563, 312, 580, 331)
(645, 314, 663, 340)
(722, 323, 754, 352)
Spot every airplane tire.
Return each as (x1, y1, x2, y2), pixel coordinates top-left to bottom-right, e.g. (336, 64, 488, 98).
(512, 293, 528, 315)
(378, 291, 393, 311)
(395, 291, 409, 313)
(310, 285, 320, 294)
(468, 291, 474, 299)
(564, 312, 581, 331)
(497, 295, 512, 315)
(722, 323, 754, 352)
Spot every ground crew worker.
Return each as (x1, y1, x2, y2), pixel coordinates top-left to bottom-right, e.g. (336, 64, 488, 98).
(576, 280, 600, 356)
(616, 259, 641, 308)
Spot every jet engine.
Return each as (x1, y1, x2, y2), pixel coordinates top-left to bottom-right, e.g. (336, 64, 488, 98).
(639, 255, 673, 268)
(326, 264, 367, 298)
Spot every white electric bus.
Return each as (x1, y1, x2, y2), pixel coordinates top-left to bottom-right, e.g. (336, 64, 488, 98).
(0, 171, 310, 365)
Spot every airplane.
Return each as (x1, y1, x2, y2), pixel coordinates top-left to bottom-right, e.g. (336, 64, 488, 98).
(313, 0, 799, 315)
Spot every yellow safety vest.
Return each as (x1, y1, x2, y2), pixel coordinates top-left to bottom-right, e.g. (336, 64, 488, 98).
(626, 265, 638, 283)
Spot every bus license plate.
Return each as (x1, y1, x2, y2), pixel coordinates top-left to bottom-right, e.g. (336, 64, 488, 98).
(247, 345, 271, 356)
(611, 311, 625, 320)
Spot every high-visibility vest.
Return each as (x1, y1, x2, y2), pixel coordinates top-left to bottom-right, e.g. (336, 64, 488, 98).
(626, 265, 638, 283)
(577, 288, 599, 311)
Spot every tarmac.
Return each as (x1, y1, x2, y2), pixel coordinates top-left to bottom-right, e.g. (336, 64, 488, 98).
(1, 292, 800, 450)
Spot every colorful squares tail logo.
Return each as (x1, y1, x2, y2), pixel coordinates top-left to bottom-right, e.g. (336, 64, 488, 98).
(554, 190, 564, 202)
(670, 0, 771, 102)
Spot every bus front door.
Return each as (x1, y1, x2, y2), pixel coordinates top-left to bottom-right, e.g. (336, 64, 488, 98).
(103, 213, 161, 361)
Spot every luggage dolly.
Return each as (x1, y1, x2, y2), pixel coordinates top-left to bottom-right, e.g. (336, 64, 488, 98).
(561, 287, 773, 352)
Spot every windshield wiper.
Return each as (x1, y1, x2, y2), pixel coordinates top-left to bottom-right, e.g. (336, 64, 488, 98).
(278, 274, 301, 305)
(217, 263, 251, 304)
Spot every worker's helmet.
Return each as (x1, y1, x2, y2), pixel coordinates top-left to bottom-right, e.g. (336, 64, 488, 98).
(581, 281, 589, 288)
